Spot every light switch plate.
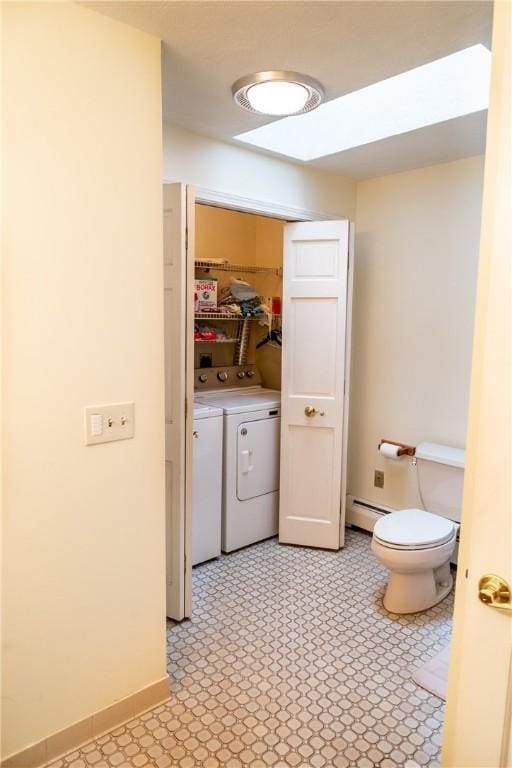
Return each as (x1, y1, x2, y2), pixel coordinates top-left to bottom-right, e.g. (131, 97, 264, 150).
(84, 403, 135, 445)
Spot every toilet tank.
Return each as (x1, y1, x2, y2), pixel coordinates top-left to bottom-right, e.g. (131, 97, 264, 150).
(415, 442, 465, 523)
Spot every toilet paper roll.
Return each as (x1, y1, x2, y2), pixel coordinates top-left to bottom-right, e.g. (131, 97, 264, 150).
(379, 442, 401, 459)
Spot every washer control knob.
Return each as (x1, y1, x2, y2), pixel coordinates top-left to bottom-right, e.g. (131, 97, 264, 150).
(237, 371, 246, 379)
(246, 370, 256, 378)
(217, 371, 228, 382)
(198, 373, 208, 383)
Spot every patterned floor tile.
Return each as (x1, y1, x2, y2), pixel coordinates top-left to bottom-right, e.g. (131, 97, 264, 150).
(46, 530, 453, 767)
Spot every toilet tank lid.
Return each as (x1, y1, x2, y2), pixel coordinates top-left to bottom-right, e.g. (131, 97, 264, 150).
(415, 442, 465, 468)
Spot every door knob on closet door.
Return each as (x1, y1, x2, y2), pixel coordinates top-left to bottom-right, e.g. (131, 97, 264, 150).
(304, 406, 325, 418)
(478, 575, 512, 612)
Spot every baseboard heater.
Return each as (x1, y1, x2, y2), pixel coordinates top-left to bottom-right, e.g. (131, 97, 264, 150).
(345, 495, 396, 530)
(345, 494, 460, 564)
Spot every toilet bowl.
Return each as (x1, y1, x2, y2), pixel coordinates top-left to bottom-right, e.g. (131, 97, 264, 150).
(372, 508, 457, 614)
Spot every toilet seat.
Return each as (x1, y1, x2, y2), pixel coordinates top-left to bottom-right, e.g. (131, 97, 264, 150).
(373, 508, 456, 551)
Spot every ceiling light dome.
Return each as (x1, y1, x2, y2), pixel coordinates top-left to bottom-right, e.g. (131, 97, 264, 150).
(232, 71, 324, 116)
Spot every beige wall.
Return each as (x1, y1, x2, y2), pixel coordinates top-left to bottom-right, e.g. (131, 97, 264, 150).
(176, 130, 482, 510)
(165, 123, 357, 221)
(348, 156, 484, 510)
(2, 3, 166, 758)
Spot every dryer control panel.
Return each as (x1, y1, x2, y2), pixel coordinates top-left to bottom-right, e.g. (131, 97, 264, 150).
(195, 365, 262, 391)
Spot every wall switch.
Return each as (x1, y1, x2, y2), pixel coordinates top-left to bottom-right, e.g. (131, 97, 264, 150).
(85, 403, 134, 445)
(374, 469, 385, 489)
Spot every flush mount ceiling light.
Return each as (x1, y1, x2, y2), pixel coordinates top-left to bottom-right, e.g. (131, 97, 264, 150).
(234, 45, 491, 160)
(232, 71, 324, 116)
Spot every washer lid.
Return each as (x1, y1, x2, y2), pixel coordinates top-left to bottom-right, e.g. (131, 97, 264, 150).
(197, 388, 281, 415)
(193, 402, 223, 419)
(373, 508, 455, 548)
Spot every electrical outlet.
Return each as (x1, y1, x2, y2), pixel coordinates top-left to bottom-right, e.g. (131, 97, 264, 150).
(199, 353, 213, 368)
(374, 469, 384, 489)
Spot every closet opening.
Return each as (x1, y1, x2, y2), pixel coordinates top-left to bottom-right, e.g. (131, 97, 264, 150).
(163, 182, 352, 622)
(191, 203, 285, 568)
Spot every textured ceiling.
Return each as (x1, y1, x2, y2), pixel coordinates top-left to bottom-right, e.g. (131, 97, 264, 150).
(86, 1, 493, 178)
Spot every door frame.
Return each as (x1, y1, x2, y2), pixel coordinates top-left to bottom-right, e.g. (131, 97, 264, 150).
(194, 186, 340, 223)
(166, 181, 355, 617)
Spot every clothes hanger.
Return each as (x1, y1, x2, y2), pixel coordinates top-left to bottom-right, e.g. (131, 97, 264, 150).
(256, 328, 282, 349)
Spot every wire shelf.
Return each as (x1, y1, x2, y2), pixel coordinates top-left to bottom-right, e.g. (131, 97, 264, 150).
(194, 338, 239, 344)
(195, 313, 279, 321)
(195, 260, 281, 276)
(195, 313, 243, 321)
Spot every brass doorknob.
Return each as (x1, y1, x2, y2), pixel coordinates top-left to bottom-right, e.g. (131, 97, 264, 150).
(478, 574, 512, 612)
(304, 406, 325, 417)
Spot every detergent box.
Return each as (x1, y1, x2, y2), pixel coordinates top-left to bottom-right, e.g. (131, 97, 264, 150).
(194, 277, 218, 311)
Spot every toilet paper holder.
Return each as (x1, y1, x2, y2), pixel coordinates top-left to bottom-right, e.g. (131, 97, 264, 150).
(378, 439, 416, 457)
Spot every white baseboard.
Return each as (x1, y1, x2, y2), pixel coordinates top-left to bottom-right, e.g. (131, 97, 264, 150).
(1, 676, 171, 768)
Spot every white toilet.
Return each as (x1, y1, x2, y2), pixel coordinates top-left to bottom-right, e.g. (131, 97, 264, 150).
(371, 442, 464, 614)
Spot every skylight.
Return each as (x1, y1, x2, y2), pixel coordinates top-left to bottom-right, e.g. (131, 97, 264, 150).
(234, 45, 491, 161)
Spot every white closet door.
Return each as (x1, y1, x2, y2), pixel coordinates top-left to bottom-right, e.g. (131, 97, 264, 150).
(279, 220, 350, 550)
(163, 183, 194, 619)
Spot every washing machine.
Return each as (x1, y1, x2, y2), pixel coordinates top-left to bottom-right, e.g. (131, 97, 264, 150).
(192, 402, 223, 565)
(195, 366, 281, 552)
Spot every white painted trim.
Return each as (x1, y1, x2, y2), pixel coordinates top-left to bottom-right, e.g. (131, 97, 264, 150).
(161, 181, 343, 221)
(163, 183, 190, 621)
(184, 185, 195, 618)
(339, 222, 355, 547)
(192, 185, 338, 222)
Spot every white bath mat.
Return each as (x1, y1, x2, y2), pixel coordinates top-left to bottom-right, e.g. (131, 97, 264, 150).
(412, 644, 451, 700)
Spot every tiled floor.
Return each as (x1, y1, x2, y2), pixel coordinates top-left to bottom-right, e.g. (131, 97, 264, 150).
(47, 529, 453, 768)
